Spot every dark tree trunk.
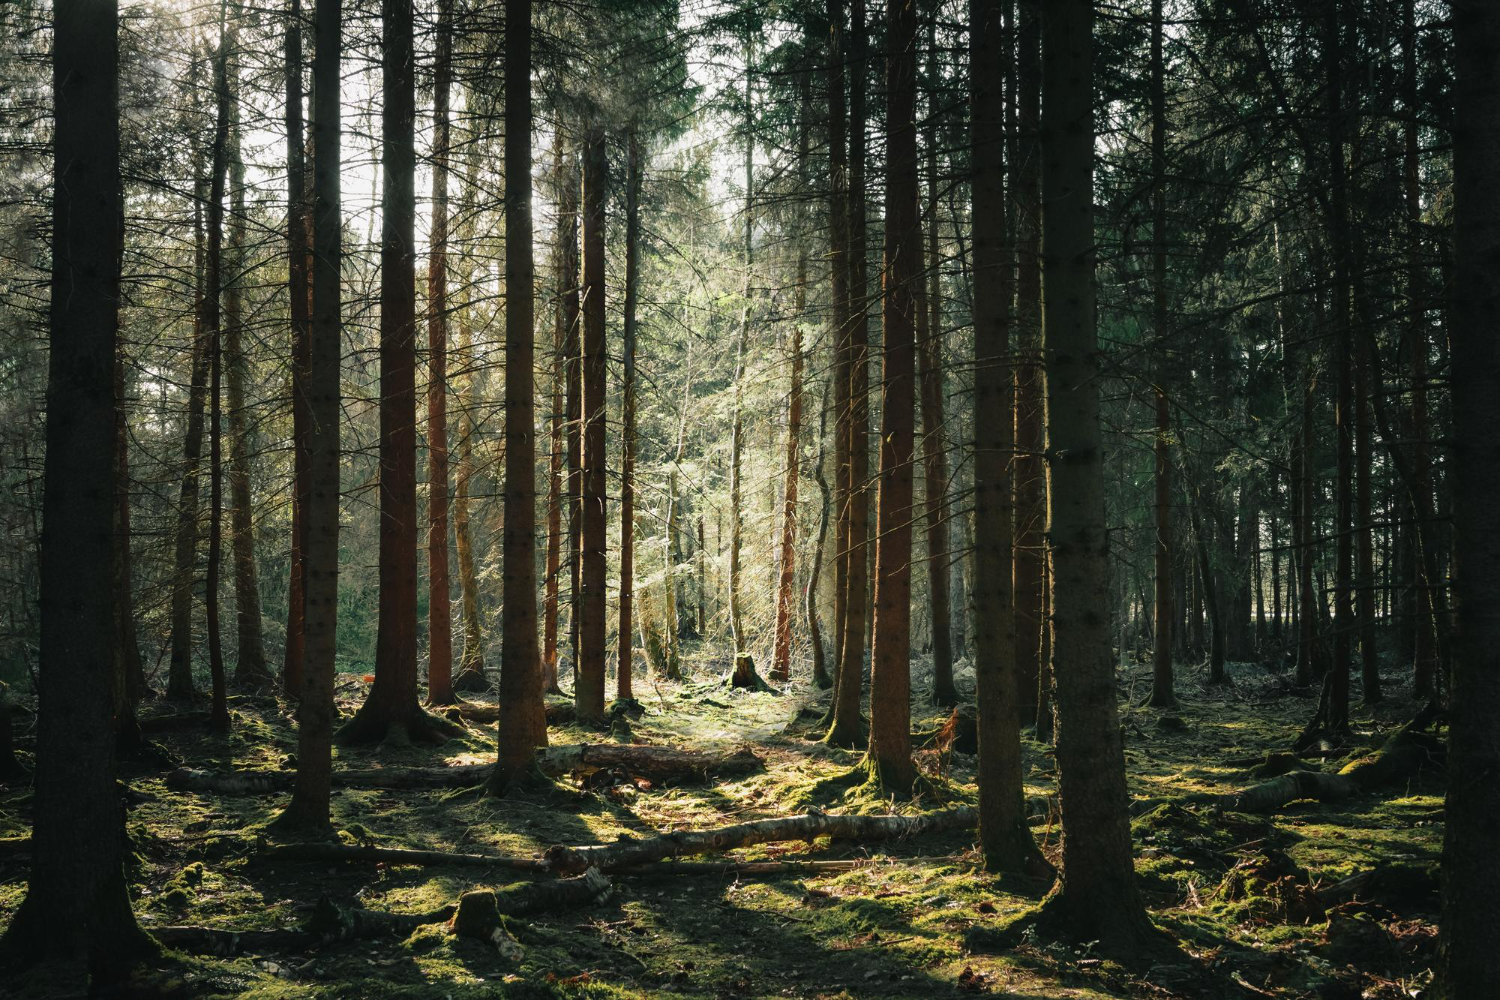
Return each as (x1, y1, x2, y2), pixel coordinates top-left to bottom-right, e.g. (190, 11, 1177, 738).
(340, 0, 453, 745)
(562, 151, 583, 688)
(969, 0, 1044, 873)
(1326, 0, 1352, 735)
(490, 0, 547, 789)
(204, 13, 232, 734)
(225, 70, 269, 690)
(1031, 0, 1157, 950)
(0, 0, 158, 974)
(1147, 0, 1175, 709)
(543, 140, 567, 695)
(826, 0, 851, 706)
(1012, 0, 1044, 725)
(866, 0, 920, 794)
(272, 0, 341, 835)
(576, 128, 609, 723)
(425, 0, 455, 706)
(617, 128, 641, 702)
(282, 0, 309, 701)
(1441, 6, 1500, 992)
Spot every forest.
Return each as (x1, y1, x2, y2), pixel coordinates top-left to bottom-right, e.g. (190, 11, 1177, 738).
(1, 0, 1497, 996)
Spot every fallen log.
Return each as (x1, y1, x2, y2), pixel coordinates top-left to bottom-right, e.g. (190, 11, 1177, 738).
(168, 744, 762, 797)
(542, 806, 978, 875)
(257, 842, 544, 872)
(152, 869, 610, 957)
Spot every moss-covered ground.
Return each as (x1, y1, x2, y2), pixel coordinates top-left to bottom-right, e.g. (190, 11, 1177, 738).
(0, 651, 1443, 998)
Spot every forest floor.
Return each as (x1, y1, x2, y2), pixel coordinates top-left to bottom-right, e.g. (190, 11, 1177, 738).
(0, 648, 1443, 999)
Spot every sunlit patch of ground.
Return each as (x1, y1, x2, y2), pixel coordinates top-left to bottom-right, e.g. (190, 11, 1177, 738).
(0, 649, 1442, 998)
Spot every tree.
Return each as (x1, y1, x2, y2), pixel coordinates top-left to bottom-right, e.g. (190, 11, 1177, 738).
(489, 0, 548, 790)
(970, 0, 1043, 875)
(576, 126, 609, 722)
(282, 0, 310, 702)
(1024, 0, 1157, 951)
(543, 137, 568, 696)
(425, 0, 456, 706)
(272, 0, 342, 834)
(825, 0, 851, 706)
(865, 0, 919, 794)
(0, 0, 158, 976)
(1146, 0, 1175, 709)
(618, 128, 641, 702)
(1439, 2, 1500, 992)
(728, 32, 759, 690)
(339, 0, 456, 745)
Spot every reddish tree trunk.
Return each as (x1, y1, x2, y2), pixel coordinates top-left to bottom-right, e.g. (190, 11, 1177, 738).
(617, 129, 641, 702)
(576, 128, 609, 723)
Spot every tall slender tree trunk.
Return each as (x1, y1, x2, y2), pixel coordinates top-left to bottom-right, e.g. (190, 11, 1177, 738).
(1440, 6, 1500, 992)
(828, 0, 870, 745)
(543, 139, 567, 696)
(204, 11, 233, 733)
(1325, 0, 1353, 735)
(226, 64, 269, 690)
(1147, 0, 1175, 708)
(825, 0, 852, 708)
(919, 9, 954, 708)
(339, 0, 452, 746)
(425, 0, 455, 706)
(168, 150, 209, 704)
(490, 0, 546, 788)
(115, 353, 145, 747)
(807, 377, 833, 690)
(0, 0, 159, 973)
(282, 0, 309, 701)
(274, 0, 341, 834)
(1012, 0, 1044, 725)
(866, 0, 921, 795)
(1354, 335, 1380, 703)
(970, 0, 1044, 874)
(562, 152, 583, 687)
(576, 128, 609, 723)
(451, 138, 487, 693)
(729, 37, 760, 689)
(1031, 0, 1157, 950)
(617, 128, 642, 702)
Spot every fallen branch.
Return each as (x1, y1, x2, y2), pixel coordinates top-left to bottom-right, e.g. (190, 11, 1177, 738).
(168, 743, 761, 798)
(542, 806, 978, 875)
(152, 869, 610, 957)
(257, 842, 545, 873)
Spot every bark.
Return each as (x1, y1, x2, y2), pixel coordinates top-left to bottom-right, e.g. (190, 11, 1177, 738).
(168, 143, 208, 705)
(807, 374, 833, 690)
(271, 0, 341, 835)
(225, 65, 270, 690)
(282, 0, 309, 702)
(1354, 324, 1380, 703)
(918, 12, 953, 707)
(969, 0, 1043, 875)
(1326, 0, 1353, 735)
(490, 0, 547, 790)
(1441, 5, 1500, 992)
(827, 0, 869, 747)
(1034, 0, 1157, 950)
(339, 0, 455, 746)
(576, 128, 608, 722)
(1147, 0, 1174, 709)
(452, 309, 486, 690)
(0, 0, 157, 972)
(543, 141, 566, 695)
(563, 150, 583, 688)
(542, 807, 979, 876)
(866, 0, 920, 795)
(1011, 0, 1045, 726)
(425, 0, 455, 706)
(825, 0, 852, 714)
(617, 128, 641, 701)
(114, 351, 144, 748)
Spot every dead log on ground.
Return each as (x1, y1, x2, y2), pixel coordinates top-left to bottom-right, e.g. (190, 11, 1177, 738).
(257, 842, 545, 872)
(168, 744, 761, 797)
(542, 806, 978, 875)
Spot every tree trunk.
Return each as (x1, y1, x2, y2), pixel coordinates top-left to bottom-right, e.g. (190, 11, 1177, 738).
(272, 0, 341, 835)
(576, 127, 609, 722)
(282, 0, 309, 702)
(729, 36, 759, 690)
(1147, 0, 1175, 709)
(919, 11, 953, 708)
(617, 128, 641, 702)
(865, 0, 920, 795)
(1033, 0, 1157, 950)
(807, 378, 833, 689)
(425, 0, 455, 706)
(225, 64, 269, 690)
(115, 352, 144, 748)
(340, 0, 454, 746)
(543, 139, 567, 695)
(969, 0, 1044, 874)
(1012, 0, 1044, 725)
(563, 148, 583, 691)
(204, 14, 233, 733)
(825, 0, 851, 706)
(1441, 5, 1500, 992)
(1326, 0, 1353, 736)
(828, 0, 869, 746)
(168, 150, 209, 704)
(490, 0, 546, 789)
(0, 0, 158, 973)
